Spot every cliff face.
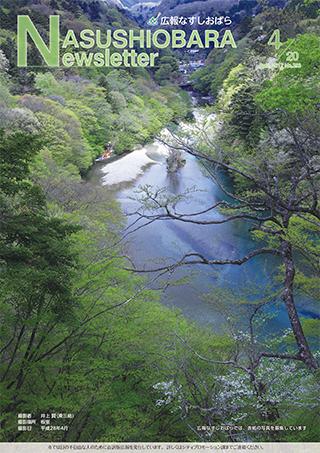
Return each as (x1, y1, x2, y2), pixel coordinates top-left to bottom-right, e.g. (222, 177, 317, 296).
(104, 0, 142, 8)
(107, 0, 241, 23)
(157, 0, 240, 16)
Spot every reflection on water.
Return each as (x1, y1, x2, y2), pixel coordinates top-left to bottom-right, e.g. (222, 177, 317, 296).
(101, 141, 169, 186)
(90, 116, 319, 334)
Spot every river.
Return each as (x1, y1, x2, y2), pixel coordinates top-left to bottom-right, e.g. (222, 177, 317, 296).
(89, 102, 319, 335)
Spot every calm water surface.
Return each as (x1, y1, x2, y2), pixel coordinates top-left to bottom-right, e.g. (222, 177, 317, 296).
(89, 112, 319, 334)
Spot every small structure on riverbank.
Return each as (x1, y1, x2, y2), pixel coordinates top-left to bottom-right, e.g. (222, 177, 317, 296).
(166, 149, 186, 173)
(95, 142, 114, 162)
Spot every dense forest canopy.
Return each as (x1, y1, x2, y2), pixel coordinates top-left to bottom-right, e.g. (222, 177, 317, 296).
(0, 0, 319, 443)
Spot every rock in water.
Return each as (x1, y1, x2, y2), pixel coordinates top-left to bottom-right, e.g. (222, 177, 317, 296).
(166, 149, 186, 173)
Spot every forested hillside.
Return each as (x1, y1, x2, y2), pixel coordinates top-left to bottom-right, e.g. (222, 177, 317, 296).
(0, 0, 319, 443)
(191, 0, 320, 95)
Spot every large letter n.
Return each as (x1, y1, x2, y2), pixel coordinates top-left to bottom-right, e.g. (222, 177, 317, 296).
(17, 15, 60, 67)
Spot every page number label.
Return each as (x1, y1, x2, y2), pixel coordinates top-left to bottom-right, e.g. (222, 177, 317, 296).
(268, 29, 282, 50)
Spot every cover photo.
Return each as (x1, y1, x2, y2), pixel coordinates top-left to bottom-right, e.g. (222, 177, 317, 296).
(0, 0, 319, 449)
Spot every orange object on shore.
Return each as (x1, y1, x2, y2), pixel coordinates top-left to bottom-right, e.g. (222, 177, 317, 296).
(95, 144, 114, 162)
(103, 142, 113, 158)
(102, 150, 112, 159)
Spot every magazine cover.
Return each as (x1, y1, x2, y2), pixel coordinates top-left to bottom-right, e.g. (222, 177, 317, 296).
(0, 0, 319, 451)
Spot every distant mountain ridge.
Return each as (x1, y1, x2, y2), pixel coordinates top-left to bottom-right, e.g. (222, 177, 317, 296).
(157, 0, 240, 16)
(107, 0, 240, 13)
(104, 0, 156, 10)
(107, 0, 252, 25)
(105, 0, 287, 24)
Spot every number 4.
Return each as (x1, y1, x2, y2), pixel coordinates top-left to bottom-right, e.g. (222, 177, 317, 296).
(268, 29, 282, 50)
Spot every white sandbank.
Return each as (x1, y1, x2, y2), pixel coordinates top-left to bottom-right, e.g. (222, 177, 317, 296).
(101, 141, 169, 186)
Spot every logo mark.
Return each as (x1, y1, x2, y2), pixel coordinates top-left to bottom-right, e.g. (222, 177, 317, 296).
(147, 13, 161, 26)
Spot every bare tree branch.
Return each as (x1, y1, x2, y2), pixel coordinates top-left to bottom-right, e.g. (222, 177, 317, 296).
(125, 248, 281, 274)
